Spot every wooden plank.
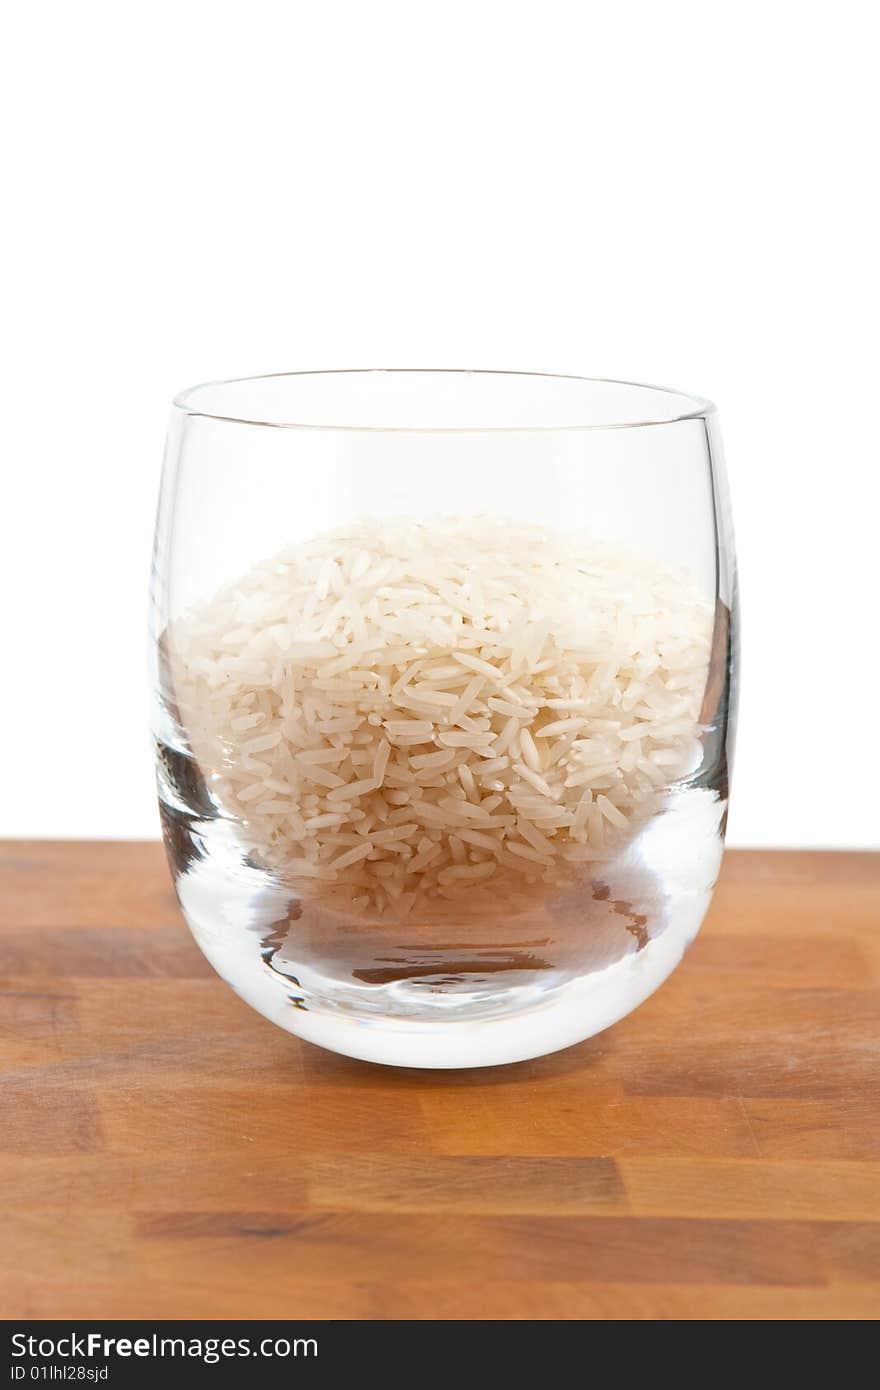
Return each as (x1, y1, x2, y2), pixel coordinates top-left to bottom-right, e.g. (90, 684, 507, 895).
(306, 1155, 628, 1214)
(620, 1158, 880, 1222)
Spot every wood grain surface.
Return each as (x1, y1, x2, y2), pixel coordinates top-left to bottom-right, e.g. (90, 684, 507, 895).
(1, 842, 878, 1321)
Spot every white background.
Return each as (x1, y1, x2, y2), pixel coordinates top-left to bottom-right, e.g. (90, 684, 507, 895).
(2, 0, 877, 847)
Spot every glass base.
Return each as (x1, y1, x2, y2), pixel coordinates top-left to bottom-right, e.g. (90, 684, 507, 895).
(173, 815, 717, 1068)
(230, 920, 693, 1068)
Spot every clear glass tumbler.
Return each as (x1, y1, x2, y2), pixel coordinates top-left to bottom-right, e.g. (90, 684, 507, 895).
(151, 370, 737, 1067)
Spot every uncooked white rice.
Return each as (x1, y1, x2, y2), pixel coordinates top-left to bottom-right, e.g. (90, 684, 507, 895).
(167, 516, 713, 920)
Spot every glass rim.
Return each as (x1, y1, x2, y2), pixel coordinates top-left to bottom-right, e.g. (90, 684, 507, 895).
(172, 368, 716, 434)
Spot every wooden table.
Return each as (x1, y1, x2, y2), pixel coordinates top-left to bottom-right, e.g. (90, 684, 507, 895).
(1, 843, 878, 1321)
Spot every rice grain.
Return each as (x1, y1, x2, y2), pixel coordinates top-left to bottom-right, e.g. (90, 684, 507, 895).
(168, 516, 713, 920)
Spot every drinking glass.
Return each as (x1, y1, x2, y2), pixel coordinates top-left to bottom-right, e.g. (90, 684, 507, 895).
(151, 370, 737, 1067)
